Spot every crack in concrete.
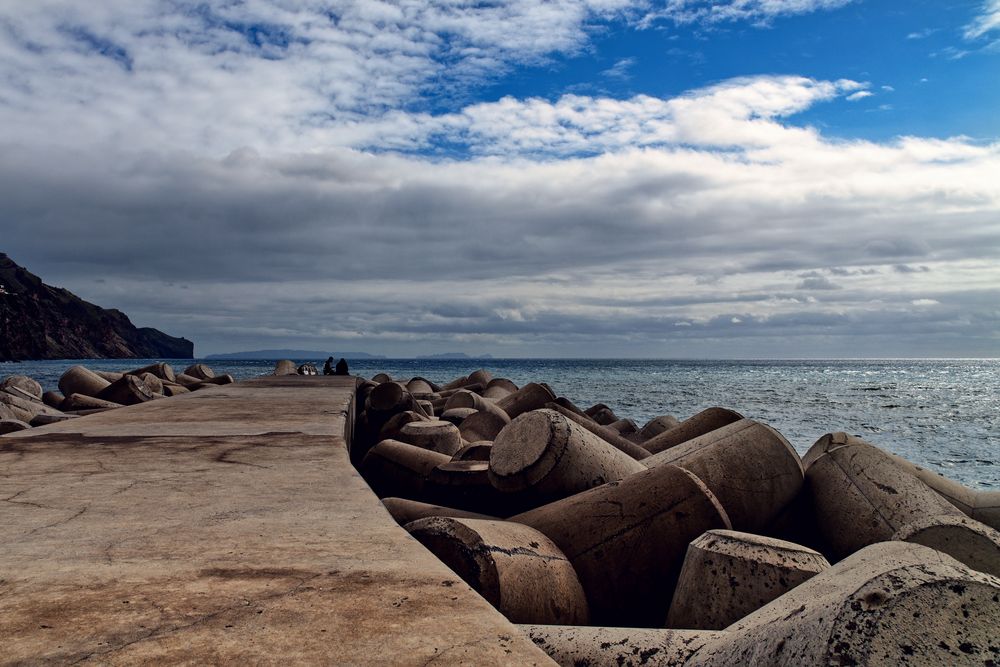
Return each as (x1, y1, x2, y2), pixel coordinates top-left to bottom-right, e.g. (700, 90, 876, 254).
(26, 506, 89, 536)
(67, 572, 323, 664)
(2, 489, 57, 510)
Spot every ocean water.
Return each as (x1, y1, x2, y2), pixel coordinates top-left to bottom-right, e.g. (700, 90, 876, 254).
(3, 357, 997, 489)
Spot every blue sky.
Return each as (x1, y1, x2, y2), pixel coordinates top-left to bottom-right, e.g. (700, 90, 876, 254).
(0, 1, 998, 357)
(471, 0, 998, 142)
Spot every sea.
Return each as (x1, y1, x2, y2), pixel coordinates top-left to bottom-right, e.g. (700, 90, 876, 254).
(3, 357, 997, 489)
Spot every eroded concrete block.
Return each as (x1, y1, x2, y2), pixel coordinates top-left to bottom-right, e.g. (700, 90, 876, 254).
(805, 432, 963, 558)
(689, 542, 1000, 666)
(407, 517, 589, 625)
(399, 420, 463, 456)
(359, 439, 451, 499)
(645, 419, 803, 531)
(489, 409, 645, 502)
(642, 407, 744, 455)
(522, 625, 724, 667)
(892, 513, 1000, 577)
(381, 497, 497, 526)
(666, 529, 830, 630)
(510, 464, 731, 627)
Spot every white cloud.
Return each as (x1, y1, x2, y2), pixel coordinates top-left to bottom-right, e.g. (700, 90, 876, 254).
(601, 57, 636, 79)
(641, 0, 855, 27)
(846, 90, 874, 101)
(965, 0, 1000, 39)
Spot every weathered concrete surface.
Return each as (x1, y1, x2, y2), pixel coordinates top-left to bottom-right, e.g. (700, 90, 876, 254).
(0, 376, 553, 665)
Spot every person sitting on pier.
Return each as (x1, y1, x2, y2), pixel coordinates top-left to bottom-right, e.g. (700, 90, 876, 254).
(323, 357, 334, 375)
(334, 358, 349, 375)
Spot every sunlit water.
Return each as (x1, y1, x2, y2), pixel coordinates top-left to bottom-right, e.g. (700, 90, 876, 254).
(4, 357, 997, 489)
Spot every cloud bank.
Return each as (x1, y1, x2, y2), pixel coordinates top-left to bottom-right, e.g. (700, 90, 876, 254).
(0, 1, 997, 356)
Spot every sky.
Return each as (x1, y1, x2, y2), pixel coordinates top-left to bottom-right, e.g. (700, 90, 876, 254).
(0, 0, 998, 358)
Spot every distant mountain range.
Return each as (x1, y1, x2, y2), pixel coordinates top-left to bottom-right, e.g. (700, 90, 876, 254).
(0, 252, 193, 361)
(416, 352, 494, 359)
(204, 349, 387, 360)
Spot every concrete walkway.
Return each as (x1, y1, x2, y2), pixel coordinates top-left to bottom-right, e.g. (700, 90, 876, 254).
(0, 376, 552, 665)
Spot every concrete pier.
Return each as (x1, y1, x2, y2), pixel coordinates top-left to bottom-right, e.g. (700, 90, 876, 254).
(0, 376, 552, 665)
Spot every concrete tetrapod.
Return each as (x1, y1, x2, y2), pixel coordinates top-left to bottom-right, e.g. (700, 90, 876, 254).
(892, 514, 1000, 577)
(644, 419, 804, 531)
(406, 517, 589, 626)
(61, 394, 124, 411)
(489, 409, 646, 504)
(804, 432, 964, 559)
(41, 391, 64, 409)
(0, 419, 31, 434)
(58, 365, 111, 399)
(272, 359, 297, 376)
(510, 464, 732, 627)
(642, 407, 744, 455)
(495, 383, 557, 420)
(521, 625, 725, 667)
(381, 497, 497, 526)
(885, 451, 1000, 532)
(482, 378, 518, 400)
(359, 439, 452, 500)
(443, 390, 509, 420)
(688, 542, 1000, 666)
(398, 420, 463, 456)
(440, 407, 477, 425)
(183, 363, 215, 380)
(666, 529, 831, 630)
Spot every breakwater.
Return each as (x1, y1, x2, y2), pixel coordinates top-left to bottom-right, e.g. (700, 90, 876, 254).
(352, 366, 1000, 665)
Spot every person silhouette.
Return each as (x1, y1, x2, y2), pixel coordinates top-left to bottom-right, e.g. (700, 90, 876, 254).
(323, 357, 334, 375)
(334, 358, 349, 375)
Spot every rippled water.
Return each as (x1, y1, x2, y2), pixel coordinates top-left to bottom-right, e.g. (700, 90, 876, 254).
(4, 357, 997, 489)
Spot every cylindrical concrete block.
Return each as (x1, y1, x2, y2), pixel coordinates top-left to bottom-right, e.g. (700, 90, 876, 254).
(61, 394, 124, 411)
(482, 378, 517, 400)
(199, 374, 235, 386)
(458, 410, 509, 443)
(272, 359, 297, 376)
(452, 442, 493, 462)
(1, 376, 42, 400)
(381, 497, 497, 526)
(371, 372, 393, 384)
(443, 390, 509, 421)
(0, 401, 32, 423)
(58, 366, 111, 399)
(359, 439, 451, 500)
(495, 382, 557, 420)
(93, 370, 125, 382)
(584, 403, 618, 426)
(399, 420, 463, 456)
(804, 432, 964, 559)
(139, 372, 164, 395)
(174, 373, 203, 386)
(522, 625, 724, 667)
(98, 375, 156, 406)
(129, 362, 176, 382)
(183, 363, 215, 380)
(644, 419, 803, 531)
(510, 464, 732, 627)
(440, 407, 477, 425)
(377, 410, 429, 442)
(367, 382, 429, 418)
(637, 414, 681, 442)
(690, 542, 1000, 666)
(42, 391, 65, 409)
(489, 409, 646, 502)
(406, 517, 589, 625)
(666, 530, 830, 630)
(545, 403, 651, 461)
(30, 413, 77, 427)
(606, 417, 638, 436)
(162, 383, 190, 397)
(467, 369, 493, 387)
(642, 407, 744, 455)
(892, 514, 1000, 577)
(440, 375, 470, 391)
(425, 460, 513, 515)
(0, 418, 31, 434)
(885, 451, 1000, 532)
(0, 392, 42, 420)
(406, 377, 436, 396)
(643, 419, 804, 532)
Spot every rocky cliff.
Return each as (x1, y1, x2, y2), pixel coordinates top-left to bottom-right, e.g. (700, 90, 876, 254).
(0, 253, 193, 361)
